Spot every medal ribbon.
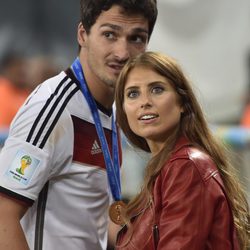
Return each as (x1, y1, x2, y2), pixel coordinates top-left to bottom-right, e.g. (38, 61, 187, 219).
(71, 58, 121, 201)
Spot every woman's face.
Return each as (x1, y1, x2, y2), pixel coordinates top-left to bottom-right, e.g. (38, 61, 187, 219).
(123, 66, 183, 153)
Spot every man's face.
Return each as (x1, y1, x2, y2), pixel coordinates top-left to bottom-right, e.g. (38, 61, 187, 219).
(78, 5, 149, 89)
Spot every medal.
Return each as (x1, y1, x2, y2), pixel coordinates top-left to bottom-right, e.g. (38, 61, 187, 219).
(109, 201, 126, 225)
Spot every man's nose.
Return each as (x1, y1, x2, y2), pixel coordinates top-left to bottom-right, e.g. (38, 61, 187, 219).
(113, 39, 130, 61)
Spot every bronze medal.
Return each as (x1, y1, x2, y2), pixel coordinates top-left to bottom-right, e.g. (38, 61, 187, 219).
(109, 201, 126, 225)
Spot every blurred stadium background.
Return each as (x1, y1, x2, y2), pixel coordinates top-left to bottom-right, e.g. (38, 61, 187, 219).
(0, 0, 249, 203)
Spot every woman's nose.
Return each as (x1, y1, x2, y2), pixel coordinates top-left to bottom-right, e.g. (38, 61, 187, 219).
(140, 102, 152, 109)
(140, 94, 152, 108)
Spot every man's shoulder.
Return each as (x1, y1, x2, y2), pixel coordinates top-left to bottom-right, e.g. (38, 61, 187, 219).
(41, 70, 72, 92)
(8, 70, 80, 141)
(27, 70, 79, 105)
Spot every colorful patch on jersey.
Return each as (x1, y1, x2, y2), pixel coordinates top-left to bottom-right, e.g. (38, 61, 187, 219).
(5, 150, 40, 185)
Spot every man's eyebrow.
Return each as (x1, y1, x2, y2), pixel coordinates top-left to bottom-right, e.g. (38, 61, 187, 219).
(100, 23, 148, 34)
(100, 23, 121, 30)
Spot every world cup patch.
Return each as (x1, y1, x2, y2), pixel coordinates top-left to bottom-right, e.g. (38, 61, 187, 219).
(5, 150, 40, 185)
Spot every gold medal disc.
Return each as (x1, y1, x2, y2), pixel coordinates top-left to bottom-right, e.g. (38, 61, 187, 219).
(109, 201, 126, 225)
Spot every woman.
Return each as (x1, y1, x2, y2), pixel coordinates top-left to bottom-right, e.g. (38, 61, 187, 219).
(115, 52, 250, 249)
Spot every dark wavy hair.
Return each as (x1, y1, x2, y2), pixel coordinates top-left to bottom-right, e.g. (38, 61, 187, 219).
(80, 0, 157, 40)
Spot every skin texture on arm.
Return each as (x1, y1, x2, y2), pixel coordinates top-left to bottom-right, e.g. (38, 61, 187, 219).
(0, 194, 29, 250)
(108, 220, 122, 248)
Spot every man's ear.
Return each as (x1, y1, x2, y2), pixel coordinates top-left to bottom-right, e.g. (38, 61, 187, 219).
(77, 22, 87, 47)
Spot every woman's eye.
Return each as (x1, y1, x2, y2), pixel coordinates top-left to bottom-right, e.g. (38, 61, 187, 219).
(127, 91, 139, 99)
(152, 86, 164, 94)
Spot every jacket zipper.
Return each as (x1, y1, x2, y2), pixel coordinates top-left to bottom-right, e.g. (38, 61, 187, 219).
(153, 224, 159, 249)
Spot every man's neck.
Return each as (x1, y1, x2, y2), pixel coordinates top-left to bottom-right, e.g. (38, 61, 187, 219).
(79, 60, 115, 110)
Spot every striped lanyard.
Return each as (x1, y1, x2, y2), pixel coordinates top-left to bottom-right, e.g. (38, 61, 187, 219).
(71, 58, 121, 201)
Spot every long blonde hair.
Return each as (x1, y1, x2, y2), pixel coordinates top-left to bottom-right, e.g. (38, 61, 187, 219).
(115, 51, 250, 249)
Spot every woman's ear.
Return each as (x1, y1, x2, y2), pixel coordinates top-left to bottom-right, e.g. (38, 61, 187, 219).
(77, 22, 87, 47)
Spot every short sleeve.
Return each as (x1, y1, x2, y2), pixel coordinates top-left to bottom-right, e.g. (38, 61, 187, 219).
(0, 79, 74, 204)
(0, 137, 52, 202)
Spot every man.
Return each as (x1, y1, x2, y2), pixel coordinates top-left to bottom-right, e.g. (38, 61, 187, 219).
(0, 1, 158, 249)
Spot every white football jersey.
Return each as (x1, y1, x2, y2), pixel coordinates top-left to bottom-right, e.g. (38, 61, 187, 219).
(0, 69, 120, 250)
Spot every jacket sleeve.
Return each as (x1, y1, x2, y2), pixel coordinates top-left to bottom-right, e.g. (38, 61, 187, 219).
(156, 159, 215, 250)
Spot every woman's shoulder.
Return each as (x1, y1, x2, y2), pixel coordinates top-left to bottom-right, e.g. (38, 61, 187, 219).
(166, 138, 218, 183)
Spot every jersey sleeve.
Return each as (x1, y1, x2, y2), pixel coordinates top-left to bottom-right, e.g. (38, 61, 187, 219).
(0, 137, 51, 204)
(0, 76, 75, 205)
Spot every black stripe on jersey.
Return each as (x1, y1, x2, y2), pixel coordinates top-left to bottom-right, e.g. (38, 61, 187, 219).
(26, 75, 69, 143)
(32, 80, 75, 146)
(26, 76, 80, 148)
(39, 86, 79, 148)
(0, 186, 34, 205)
(34, 182, 49, 250)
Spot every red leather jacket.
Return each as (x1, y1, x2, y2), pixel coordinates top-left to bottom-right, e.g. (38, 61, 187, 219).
(116, 137, 240, 250)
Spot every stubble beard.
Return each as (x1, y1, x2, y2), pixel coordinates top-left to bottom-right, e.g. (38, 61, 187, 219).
(89, 61, 117, 89)
(101, 74, 116, 88)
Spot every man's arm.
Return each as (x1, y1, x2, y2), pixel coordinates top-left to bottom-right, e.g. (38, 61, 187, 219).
(0, 194, 30, 250)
